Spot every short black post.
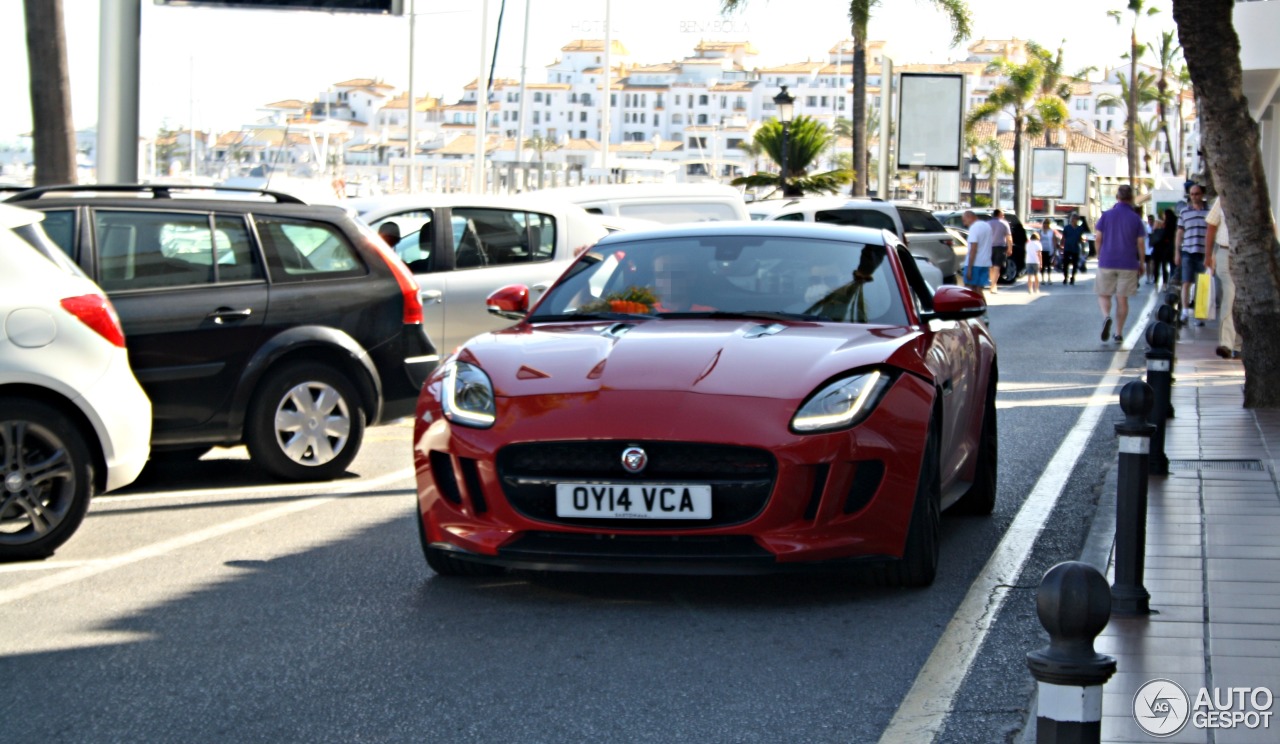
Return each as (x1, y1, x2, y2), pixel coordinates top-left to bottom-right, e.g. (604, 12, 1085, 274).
(1144, 322, 1175, 475)
(1027, 561, 1117, 744)
(1113, 382, 1155, 616)
(1149, 310, 1177, 418)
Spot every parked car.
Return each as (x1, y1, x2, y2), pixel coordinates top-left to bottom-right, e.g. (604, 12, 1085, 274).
(349, 193, 608, 354)
(8, 184, 437, 482)
(0, 204, 151, 559)
(934, 210, 1031, 285)
(413, 222, 998, 586)
(750, 198, 961, 283)
(540, 182, 750, 224)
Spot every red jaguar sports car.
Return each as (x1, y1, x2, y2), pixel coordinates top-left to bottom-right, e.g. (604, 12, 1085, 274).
(413, 222, 997, 586)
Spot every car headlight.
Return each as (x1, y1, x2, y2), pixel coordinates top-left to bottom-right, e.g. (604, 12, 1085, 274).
(442, 361, 496, 428)
(791, 371, 891, 433)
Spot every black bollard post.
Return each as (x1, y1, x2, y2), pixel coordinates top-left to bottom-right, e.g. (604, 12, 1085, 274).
(1144, 322, 1174, 475)
(1113, 382, 1155, 616)
(1027, 561, 1117, 744)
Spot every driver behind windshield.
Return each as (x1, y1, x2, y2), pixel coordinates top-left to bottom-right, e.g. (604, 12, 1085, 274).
(652, 252, 715, 313)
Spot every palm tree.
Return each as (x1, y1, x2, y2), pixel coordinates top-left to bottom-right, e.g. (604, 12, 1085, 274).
(977, 137, 1012, 189)
(523, 133, 558, 163)
(1147, 29, 1183, 174)
(1027, 41, 1096, 145)
(730, 115, 852, 198)
(1096, 70, 1159, 177)
(965, 57, 1067, 217)
(1131, 118, 1161, 175)
(1109, 0, 1161, 187)
(722, 0, 971, 196)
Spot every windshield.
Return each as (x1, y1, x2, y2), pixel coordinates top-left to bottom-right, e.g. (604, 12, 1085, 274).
(532, 235, 907, 326)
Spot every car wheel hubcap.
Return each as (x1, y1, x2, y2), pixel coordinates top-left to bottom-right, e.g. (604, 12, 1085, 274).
(273, 382, 351, 467)
(0, 420, 76, 544)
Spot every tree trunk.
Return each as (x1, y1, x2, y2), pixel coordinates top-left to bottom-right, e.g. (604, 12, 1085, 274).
(1128, 31, 1139, 188)
(1012, 117, 1023, 216)
(1157, 75, 1178, 174)
(1174, 0, 1280, 407)
(851, 26, 868, 197)
(23, 0, 76, 185)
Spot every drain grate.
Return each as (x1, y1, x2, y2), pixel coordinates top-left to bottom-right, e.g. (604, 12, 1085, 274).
(1168, 459, 1266, 472)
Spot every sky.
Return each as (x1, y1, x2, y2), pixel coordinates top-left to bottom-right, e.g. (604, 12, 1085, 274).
(0, 0, 1177, 143)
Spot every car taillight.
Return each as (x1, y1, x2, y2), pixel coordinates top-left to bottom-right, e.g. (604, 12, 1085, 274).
(60, 294, 126, 348)
(941, 238, 953, 247)
(367, 239, 423, 325)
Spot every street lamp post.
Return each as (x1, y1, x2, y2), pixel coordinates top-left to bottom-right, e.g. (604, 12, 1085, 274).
(773, 85, 794, 197)
(967, 152, 979, 206)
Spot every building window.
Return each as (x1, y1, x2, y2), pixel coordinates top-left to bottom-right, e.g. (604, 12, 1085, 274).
(820, 96, 828, 107)
(838, 97, 846, 110)
(534, 92, 543, 103)
(698, 95, 709, 106)
(720, 96, 727, 108)
(672, 113, 683, 124)
(611, 94, 617, 106)
(697, 113, 708, 125)
(579, 111, 587, 122)
(674, 95, 681, 105)
(654, 114, 660, 126)
(533, 111, 540, 124)
(806, 96, 817, 107)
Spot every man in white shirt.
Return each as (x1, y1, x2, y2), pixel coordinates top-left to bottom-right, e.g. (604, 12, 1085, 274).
(962, 210, 993, 292)
(1204, 198, 1238, 358)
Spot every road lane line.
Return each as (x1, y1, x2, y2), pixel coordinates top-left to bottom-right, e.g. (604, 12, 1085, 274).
(877, 290, 1158, 744)
(0, 468, 414, 607)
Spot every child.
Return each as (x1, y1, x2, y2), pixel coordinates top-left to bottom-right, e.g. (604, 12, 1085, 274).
(1024, 230, 1042, 293)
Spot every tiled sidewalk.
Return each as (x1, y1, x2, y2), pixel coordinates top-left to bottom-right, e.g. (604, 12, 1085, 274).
(1094, 327, 1280, 743)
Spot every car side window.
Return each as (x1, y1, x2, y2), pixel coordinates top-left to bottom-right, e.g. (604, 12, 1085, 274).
(899, 208, 945, 234)
(213, 216, 265, 283)
(895, 244, 935, 314)
(93, 210, 217, 291)
(256, 217, 367, 281)
(815, 209, 896, 233)
(450, 208, 557, 270)
(372, 210, 434, 273)
(773, 212, 806, 222)
(38, 210, 77, 259)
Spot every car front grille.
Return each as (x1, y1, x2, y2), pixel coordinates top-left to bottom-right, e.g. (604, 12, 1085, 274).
(495, 441, 777, 529)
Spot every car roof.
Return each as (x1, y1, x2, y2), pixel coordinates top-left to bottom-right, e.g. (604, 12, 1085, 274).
(539, 182, 745, 201)
(592, 219, 889, 246)
(16, 196, 352, 219)
(347, 192, 584, 217)
(747, 196, 897, 214)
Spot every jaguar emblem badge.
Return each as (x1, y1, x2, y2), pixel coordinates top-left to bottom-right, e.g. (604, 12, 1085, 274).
(621, 446, 648, 474)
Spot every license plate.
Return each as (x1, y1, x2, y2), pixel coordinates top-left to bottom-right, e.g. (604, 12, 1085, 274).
(554, 483, 712, 520)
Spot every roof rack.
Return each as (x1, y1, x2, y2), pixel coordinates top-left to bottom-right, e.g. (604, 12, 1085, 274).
(4, 183, 307, 205)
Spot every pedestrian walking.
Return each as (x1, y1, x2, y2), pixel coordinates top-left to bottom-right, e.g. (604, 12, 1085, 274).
(962, 210, 993, 294)
(1153, 208, 1177, 287)
(1176, 184, 1210, 324)
(1061, 214, 1088, 285)
(1094, 184, 1146, 344)
(1152, 216, 1162, 285)
(1024, 230, 1043, 293)
(988, 209, 1013, 293)
(1041, 218, 1060, 285)
(1204, 197, 1240, 359)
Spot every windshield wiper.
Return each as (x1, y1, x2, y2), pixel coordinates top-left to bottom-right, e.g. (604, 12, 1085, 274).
(658, 310, 826, 322)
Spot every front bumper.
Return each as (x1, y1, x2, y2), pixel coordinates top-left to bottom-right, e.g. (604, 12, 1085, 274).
(414, 375, 934, 572)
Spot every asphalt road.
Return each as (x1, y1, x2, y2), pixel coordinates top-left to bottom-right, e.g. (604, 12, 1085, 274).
(0, 272, 1161, 744)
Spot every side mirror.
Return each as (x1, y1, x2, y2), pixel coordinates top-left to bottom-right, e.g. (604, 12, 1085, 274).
(926, 285, 986, 321)
(487, 284, 530, 320)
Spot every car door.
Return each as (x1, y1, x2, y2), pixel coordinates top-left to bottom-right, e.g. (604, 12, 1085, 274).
(895, 245, 973, 488)
(366, 209, 445, 348)
(437, 207, 562, 353)
(89, 209, 268, 433)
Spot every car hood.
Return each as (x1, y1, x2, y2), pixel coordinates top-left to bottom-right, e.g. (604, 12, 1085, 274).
(460, 319, 921, 401)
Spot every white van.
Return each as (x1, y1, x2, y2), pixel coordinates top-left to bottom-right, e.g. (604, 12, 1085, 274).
(540, 183, 750, 224)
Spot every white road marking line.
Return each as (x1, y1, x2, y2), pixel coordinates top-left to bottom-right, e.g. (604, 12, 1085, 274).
(877, 290, 1158, 744)
(0, 560, 103, 574)
(0, 468, 414, 607)
(95, 467, 414, 505)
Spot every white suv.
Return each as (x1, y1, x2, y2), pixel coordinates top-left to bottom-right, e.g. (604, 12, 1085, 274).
(0, 204, 151, 560)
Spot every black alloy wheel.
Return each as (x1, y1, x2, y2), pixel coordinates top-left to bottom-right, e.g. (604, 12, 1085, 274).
(0, 399, 94, 561)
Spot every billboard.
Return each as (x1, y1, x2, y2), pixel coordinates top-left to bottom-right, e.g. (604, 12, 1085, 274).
(156, 0, 403, 13)
(997, 179, 1015, 211)
(1063, 163, 1089, 205)
(1030, 147, 1067, 198)
(896, 73, 965, 171)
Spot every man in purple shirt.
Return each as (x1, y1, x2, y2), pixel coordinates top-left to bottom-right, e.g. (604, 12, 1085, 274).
(1094, 184, 1147, 343)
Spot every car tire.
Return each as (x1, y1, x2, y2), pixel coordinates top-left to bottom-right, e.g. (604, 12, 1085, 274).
(416, 510, 502, 577)
(245, 361, 365, 482)
(954, 372, 998, 516)
(0, 398, 94, 561)
(876, 419, 941, 588)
